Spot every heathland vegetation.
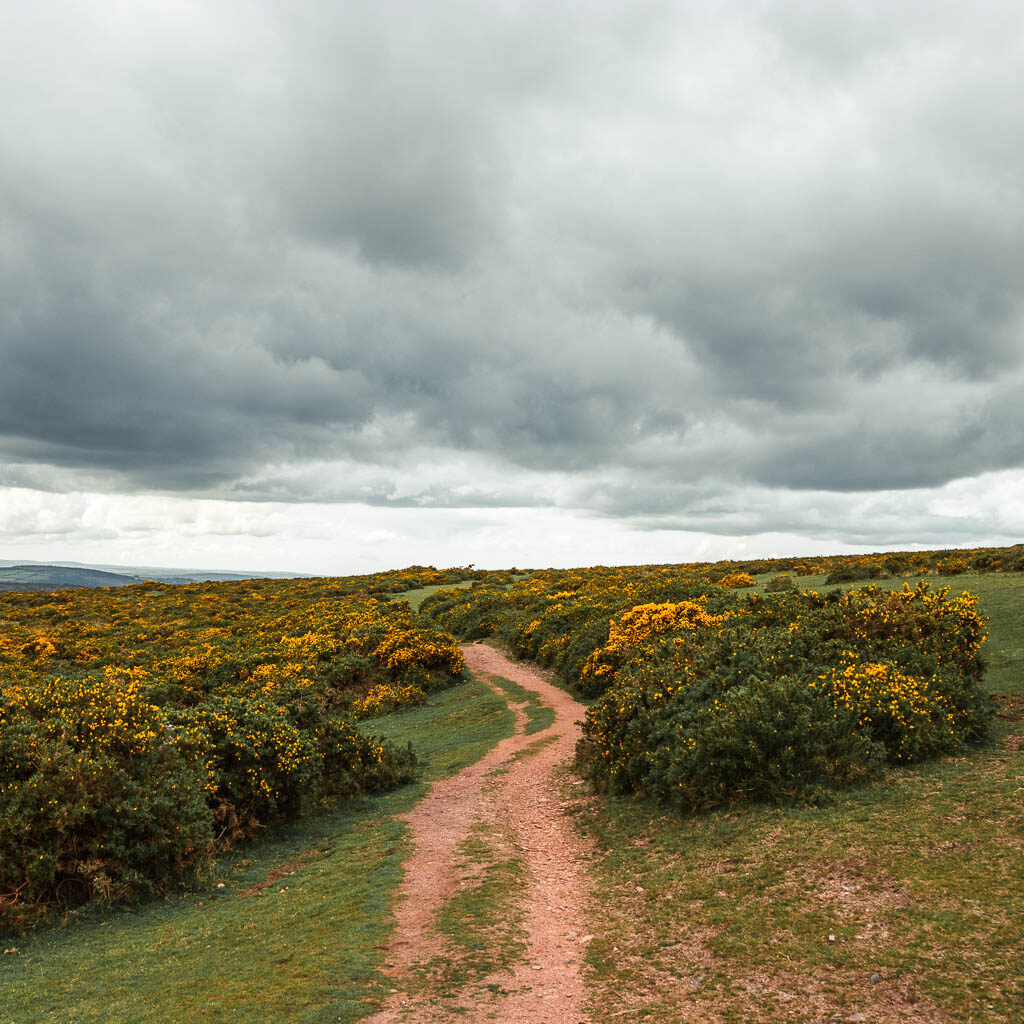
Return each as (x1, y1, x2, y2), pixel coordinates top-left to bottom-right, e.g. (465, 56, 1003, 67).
(1, 544, 1022, 1022)
(0, 566, 484, 930)
(420, 548, 1015, 811)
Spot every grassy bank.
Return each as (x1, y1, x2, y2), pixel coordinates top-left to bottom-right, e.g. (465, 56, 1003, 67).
(1, 676, 514, 1024)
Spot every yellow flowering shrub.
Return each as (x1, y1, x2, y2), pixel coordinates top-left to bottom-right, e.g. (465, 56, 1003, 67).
(822, 661, 959, 761)
(792, 563, 826, 576)
(581, 601, 732, 692)
(578, 582, 992, 810)
(352, 683, 428, 719)
(719, 572, 756, 588)
(0, 670, 212, 931)
(0, 566, 474, 930)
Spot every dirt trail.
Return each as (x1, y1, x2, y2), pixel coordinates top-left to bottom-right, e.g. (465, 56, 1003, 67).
(367, 643, 593, 1024)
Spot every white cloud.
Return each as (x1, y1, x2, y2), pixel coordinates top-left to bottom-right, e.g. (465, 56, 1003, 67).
(1, 474, 1020, 575)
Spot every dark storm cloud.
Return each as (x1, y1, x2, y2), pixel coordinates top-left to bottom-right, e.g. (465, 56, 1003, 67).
(2, 0, 1023, 543)
(265, 31, 504, 270)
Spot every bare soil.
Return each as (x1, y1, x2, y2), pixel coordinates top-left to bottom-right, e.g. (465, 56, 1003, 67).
(367, 643, 593, 1024)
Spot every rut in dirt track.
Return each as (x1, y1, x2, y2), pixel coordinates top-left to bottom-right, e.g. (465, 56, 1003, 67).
(366, 643, 594, 1024)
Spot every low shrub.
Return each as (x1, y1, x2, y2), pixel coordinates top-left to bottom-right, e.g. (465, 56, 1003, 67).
(1, 675, 418, 932)
(579, 601, 732, 698)
(0, 578, 465, 932)
(175, 696, 320, 829)
(822, 661, 970, 762)
(352, 682, 428, 719)
(577, 583, 992, 812)
(826, 560, 884, 584)
(719, 572, 756, 589)
(580, 673, 883, 810)
(0, 671, 213, 931)
(792, 562, 826, 576)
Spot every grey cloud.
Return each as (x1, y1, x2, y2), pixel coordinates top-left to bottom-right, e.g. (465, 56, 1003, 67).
(1, 0, 1023, 546)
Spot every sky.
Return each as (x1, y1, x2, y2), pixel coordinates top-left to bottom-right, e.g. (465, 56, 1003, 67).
(2, 0, 1023, 575)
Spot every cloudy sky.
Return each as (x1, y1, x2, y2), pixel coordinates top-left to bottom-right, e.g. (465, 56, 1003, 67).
(2, 0, 1023, 574)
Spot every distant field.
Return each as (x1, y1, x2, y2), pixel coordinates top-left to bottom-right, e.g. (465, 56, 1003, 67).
(0, 565, 140, 591)
(394, 579, 473, 611)
(0, 561, 315, 592)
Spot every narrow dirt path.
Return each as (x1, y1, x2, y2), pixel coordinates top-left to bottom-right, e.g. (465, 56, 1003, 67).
(367, 643, 593, 1024)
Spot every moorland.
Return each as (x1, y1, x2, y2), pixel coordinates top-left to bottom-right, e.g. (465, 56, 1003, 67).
(1, 547, 1021, 1022)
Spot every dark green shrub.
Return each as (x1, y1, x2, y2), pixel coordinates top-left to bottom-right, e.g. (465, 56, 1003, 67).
(174, 696, 416, 838)
(0, 675, 213, 933)
(420, 585, 504, 640)
(175, 697, 319, 829)
(580, 673, 883, 811)
(1, 674, 418, 933)
(826, 562, 882, 584)
(576, 582, 991, 811)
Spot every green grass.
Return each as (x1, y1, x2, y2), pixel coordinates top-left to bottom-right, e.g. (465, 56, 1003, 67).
(476, 669, 555, 735)
(391, 581, 473, 612)
(1, 676, 515, 1024)
(424, 824, 528, 996)
(365, 674, 513, 776)
(746, 571, 1024, 695)
(391, 573, 531, 612)
(487, 734, 560, 781)
(572, 705, 1024, 1023)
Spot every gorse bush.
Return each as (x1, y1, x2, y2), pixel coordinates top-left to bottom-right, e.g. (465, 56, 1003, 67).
(578, 672, 883, 810)
(579, 600, 732, 698)
(585, 585, 991, 806)
(421, 567, 996, 813)
(0, 569, 468, 931)
(822, 662, 965, 763)
(0, 670, 213, 930)
(719, 572, 756, 589)
(791, 562, 826, 576)
(581, 584, 991, 810)
(826, 559, 885, 584)
(351, 682, 428, 719)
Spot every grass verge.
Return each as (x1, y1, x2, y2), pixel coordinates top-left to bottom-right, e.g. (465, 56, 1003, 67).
(572, 707, 1024, 1023)
(1, 676, 513, 1024)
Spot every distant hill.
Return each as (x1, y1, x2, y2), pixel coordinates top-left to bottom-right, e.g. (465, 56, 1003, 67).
(0, 565, 141, 592)
(0, 560, 312, 593)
